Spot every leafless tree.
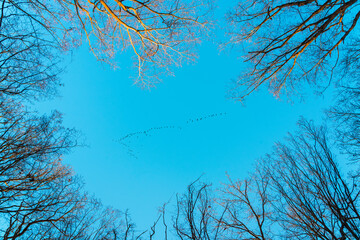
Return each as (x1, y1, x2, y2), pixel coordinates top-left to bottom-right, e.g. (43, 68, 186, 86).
(173, 180, 224, 240)
(217, 120, 360, 239)
(1, 176, 84, 240)
(328, 78, 360, 164)
(30, 197, 128, 240)
(227, 0, 360, 99)
(218, 173, 274, 240)
(3, 0, 211, 90)
(0, 97, 80, 239)
(0, 0, 67, 98)
(0, 97, 141, 239)
(64, 0, 211, 86)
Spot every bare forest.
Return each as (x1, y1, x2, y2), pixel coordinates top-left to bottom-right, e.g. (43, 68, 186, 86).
(0, 0, 360, 239)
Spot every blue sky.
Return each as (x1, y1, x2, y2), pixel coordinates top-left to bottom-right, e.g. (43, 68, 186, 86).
(33, 3, 334, 231)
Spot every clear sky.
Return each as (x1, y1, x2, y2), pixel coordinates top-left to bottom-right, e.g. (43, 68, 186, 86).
(33, 3, 333, 231)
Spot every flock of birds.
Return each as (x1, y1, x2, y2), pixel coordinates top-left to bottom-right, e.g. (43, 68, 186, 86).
(117, 125, 181, 142)
(115, 112, 227, 158)
(186, 112, 226, 124)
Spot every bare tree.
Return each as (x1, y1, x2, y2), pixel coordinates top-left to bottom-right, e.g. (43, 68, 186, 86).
(0, 97, 80, 239)
(0, 0, 67, 98)
(31, 196, 128, 240)
(173, 180, 224, 240)
(0, 98, 137, 240)
(3, 0, 211, 89)
(64, 0, 211, 86)
(218, 173, 274, 240)
(1, 176, 84, 240)
(328, 78, 360, 164)
(217, 120, 360, 239)
(227, 0, 360, 99)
